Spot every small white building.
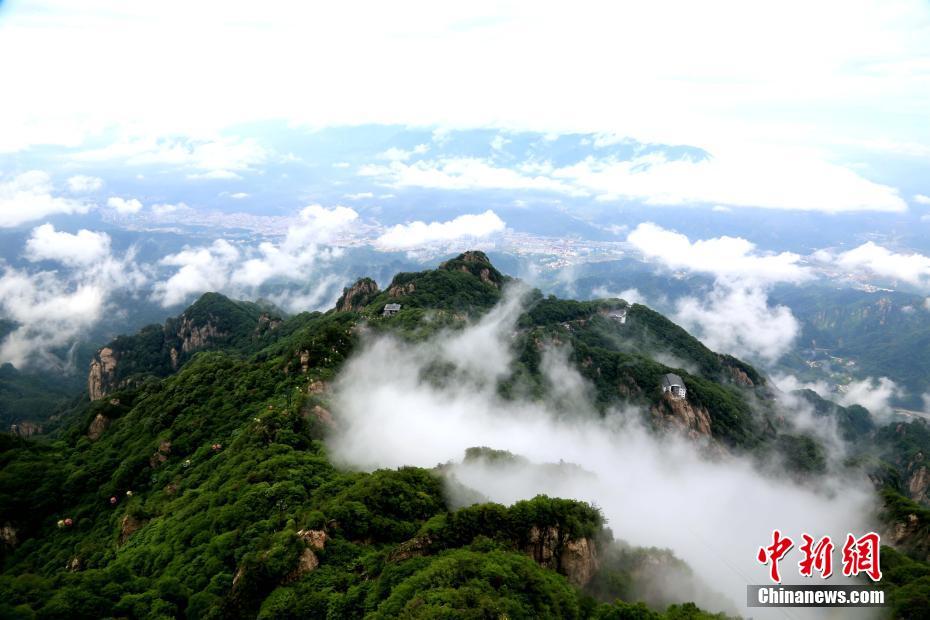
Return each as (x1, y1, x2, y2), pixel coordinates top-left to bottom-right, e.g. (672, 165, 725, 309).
(382, 303, 402, 317)
(607, 308, 627, 324)
(661, 373, 687, 400)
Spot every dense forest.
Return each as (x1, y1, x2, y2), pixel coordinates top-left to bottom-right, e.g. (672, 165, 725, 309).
(2, 252, 930, 618)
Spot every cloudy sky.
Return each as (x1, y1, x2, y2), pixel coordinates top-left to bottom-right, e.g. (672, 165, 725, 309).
(2, 0, 930, 375)
(3, 0, 929, 217)
(4, 1, 930, 149)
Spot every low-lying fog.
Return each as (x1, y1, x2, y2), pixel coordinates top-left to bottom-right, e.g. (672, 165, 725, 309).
(328, 289, 881, 619)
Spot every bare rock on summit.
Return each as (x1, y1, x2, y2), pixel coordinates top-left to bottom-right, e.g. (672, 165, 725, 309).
(439, 251, 504, 289)
(387, 281, 416, 298)
(336, 278, 380, 311)
(177, 316, 225, 354)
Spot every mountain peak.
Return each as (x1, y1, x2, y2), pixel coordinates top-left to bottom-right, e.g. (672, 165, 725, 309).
(438, 250, 505, 288)
(335, 278, 380, 312)
(86, 293, 278, 401)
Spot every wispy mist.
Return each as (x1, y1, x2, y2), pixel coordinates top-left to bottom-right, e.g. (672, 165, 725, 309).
(328, 289, 880, 618)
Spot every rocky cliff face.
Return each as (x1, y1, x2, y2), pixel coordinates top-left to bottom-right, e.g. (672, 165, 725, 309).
(255, 312, 282, 334)
(385, 524, 600, 587)
(650, 393, 713, 440)
(176, 316, 226, 354)
(88, 315, 229, 400)
(87, 413, 110, 441)
(336, 278, 380, 311)
(88, 346, 119, 401)
(387, 281, 416, 298)
(907, 464, 930, 505)
(387, 534, 435, 563)
(282, 530, 327, 583)
(8, 421, 43, 437)
(884, 512, 930, 561)
(118, 514, 144, 545)
(726, 366, 755, 387)
(522, 525, 600, 587)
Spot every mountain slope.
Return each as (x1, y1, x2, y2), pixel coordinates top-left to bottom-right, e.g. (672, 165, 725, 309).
(772, 285, 930, 408)
(87, 293, 282, 401)
(3, 252, 914, 618)
(1, 363, 81, 435)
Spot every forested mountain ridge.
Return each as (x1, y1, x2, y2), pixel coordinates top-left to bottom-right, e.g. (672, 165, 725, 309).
(2, 251, 930, 617)
(87, 293, 283, 402)
(771, 285, 930, 409)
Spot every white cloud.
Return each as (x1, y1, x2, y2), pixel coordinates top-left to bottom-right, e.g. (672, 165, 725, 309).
(231, 204, 357, 288)
(770, 373, 831, 398)
(0, 226, 146, 368)
(1, 2, 923, 216)
(290, 204, 359, 243)
(24, 224, 111, 267)
(674, 285, 800, 363)
(0, 272, 106, 367)
(833, 241, 930, 287)
(77, 135, 267, 179)
(561, 149, 907, 212)
(361, 157, 579, 194)
(2, 1, 928, 157)
(187, 169, 242, 180)
(377, 144, 429, 162)
(490, 134, 510, 151)
(154, 239, 240, 307)
(0, 171, 91, 227)
(375, 210, 506, 250)
(66, 175, 104, 193)
(152, 204, 358, 309)
(359, 146, 907, 213)
(626, 222, 811, 286)
(229, 192, 249, 199)
(151, 202, 192, 217)
(344, 192, 374, 200)
(625, 224, 806, 363)
(914, 194, 930, 205)
(106, 196, 143, 214)
(838, 377, 901, 419)
(591, 286, 647, 305)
